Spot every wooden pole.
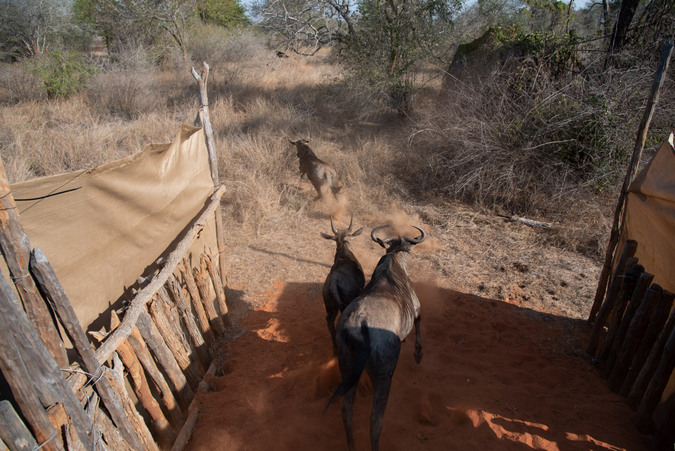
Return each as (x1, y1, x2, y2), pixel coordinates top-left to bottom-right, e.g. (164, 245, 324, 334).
(30, 248, 143, 451)
(203, 252, 229, 319)
(589, 42, 673, 323)
(68, 186, 225, 395)
(628, 306, 675, 408)
(179, 259, 216, 345)
(167, 274, 211, 367)
(588, 240, 637, 356)
(122, 315, 183, 426)
(191, 62, 228, 290)
(105, 354, 159, 451)
(0, 400, 39, 451)
(193, 264, 226, 336)
(620, 290, 674, 396)
(638, 319, 675, 430)
(0, 159, 68, 368)
(149, 293, 203, 389)
(0, 273, 63, 450)
(136, 310, 194, 408)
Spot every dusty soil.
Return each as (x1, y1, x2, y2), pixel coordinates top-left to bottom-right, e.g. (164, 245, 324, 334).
(185, 195, 653, 450)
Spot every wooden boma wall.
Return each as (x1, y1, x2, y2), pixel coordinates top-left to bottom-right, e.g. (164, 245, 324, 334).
(588, 239, 675, 448)
(0, 156, 229, 451)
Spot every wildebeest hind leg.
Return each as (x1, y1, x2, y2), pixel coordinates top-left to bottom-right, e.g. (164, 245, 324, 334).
(414, 315, 423, 364)
(325, 309, 338, 355)
(341, 384, 357, 451)
(369, 374, 394, 451)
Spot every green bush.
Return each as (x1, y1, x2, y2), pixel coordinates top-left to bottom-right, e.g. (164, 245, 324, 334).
(28, 51, 97, 99)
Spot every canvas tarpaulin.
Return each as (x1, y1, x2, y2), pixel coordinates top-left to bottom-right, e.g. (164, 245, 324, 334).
(623, 133, 675, 295)
(8, 124, 218, 330)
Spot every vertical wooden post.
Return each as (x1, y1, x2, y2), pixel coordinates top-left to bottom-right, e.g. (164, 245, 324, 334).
(203, 253, 229, 319)
(0, 400, 40, 451)
(638, 320, 675, 430)
(30, 248, 143, 451)
(193, 264, 225, 336)
(0, 159, 68, 368)
(191, 62, 228, 290)
(167, 274, 211, 367)
(179, 259, 216, 346)
(590, 43, 673, 323)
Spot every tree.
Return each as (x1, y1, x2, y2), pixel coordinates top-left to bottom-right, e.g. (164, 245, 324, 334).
(198, 0, 249, 27)
(0, 0, 71, 57)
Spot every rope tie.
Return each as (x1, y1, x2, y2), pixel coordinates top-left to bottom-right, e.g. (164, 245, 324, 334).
(33, 431, 57, 450)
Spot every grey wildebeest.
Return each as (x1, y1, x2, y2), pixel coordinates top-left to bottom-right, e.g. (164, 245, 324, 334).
(289, 139, 341, 199)
(321, 215, 366, 355)
(327, 224, 426, 451)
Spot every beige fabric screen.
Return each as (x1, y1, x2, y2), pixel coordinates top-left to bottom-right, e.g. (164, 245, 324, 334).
(10, 124, 217, 330)
(624, 133, 675, 295)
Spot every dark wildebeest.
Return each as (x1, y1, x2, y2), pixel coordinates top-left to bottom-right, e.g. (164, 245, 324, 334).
(321, 215, 366, 355)
(289, 139, 341, 199)
(327, 224, 426, 451)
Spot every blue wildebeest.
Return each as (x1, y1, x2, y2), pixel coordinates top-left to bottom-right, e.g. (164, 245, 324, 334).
(327, 224, 426, 451)
(321, 215, 366, 355)
(289, 139, 341, 199)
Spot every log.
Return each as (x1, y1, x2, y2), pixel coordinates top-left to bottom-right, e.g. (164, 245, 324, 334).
(596, 264, 644, 370)
(0, 271, 84, 451)
(123, 315, 184, 426)
(0, 161, 68, 368)
(30, 248, 142, 451)
(167, 275, 210, 367)
(106, 353, 159, 451)
(599, 270, 650, 374)
(202, 253, 229, 321)
(136, 310, 194, 408)
(638, 319, 675, 431)
(193, 263, 226, 336)
(0, 400, 38, 451)
(159, 286, 205, 374)
(149, 293, 203, 389)
(620, 289, 674, 396)
(588, 239, 638, 356)
(179, 259, 216, 345)
(170, 356, 221, 451)
(68, 185, 225, 394)
(628, 306, 675, 408)
(91, 323, 174, 445)
(191, 62, 228, 289)
(607, 284, 661, 391)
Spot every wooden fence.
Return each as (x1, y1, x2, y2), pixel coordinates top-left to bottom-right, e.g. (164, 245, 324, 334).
(588, 238, 675, 448)
(0, 162, 229, 450)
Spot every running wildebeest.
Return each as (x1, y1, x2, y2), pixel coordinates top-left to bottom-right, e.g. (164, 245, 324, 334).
(289, 139, 341, 199)
(321, 215, 366, 355)
(327, 224, 426, 451)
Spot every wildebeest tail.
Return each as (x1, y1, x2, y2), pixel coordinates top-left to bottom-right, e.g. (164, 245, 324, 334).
(325, 321, 371, 411)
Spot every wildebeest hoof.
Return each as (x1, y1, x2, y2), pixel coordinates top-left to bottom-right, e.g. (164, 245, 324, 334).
(414, 350, 423, 364)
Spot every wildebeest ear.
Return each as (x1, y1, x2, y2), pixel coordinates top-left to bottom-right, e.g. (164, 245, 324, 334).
(320, 232, 335, 240)
(351, 227, 364, 237)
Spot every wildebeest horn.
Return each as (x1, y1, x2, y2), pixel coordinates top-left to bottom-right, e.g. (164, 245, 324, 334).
(404, 225, 426, 244)
(346, 214, 354, 233)
(370, 225, 393, 247)
(330, 215, 338, 234)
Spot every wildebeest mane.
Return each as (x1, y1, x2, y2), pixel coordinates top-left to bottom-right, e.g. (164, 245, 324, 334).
(361, 249, 417, 323)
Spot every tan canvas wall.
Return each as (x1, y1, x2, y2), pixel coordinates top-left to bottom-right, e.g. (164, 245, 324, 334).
(624, 133, 675, 295)
(9, 124, 218, 330)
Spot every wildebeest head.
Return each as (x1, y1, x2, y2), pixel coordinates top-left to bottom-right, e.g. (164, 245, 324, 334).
(321, 214, 363, 245)
(289, 138, 315, 160)
(370, 224, 426, 253)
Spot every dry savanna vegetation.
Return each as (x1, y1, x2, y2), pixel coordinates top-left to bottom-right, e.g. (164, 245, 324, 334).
(0, 13, 673, 449)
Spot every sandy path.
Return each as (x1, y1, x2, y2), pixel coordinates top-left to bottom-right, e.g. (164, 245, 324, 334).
(186, 279, 651, 450)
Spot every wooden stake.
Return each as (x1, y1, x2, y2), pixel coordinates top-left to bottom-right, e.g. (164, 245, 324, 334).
(193, 264, 226, 336)
(0, 400, 39, 451)
(590, 43, 673, 323)
(180, 258, 216, 345)
(136, 310, 194, 408)
(167, 275, 210, 367)
(638, 318, 675, 430)
(191, 62, 228, 290)
(620, 290, 674, 397)
(105, 354, 159, 451)
(202, 253, 229, 320)
(0, 160, 68, 368)
(587, 239, 637, 356)
(0, 270, 87, 450)
(30, 248, 142, 451)
(122, 315, 183, 426)
(149, 293, 203, 389)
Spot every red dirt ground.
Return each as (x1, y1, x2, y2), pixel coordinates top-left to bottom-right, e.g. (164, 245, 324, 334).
(186, 279, 652, 450)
